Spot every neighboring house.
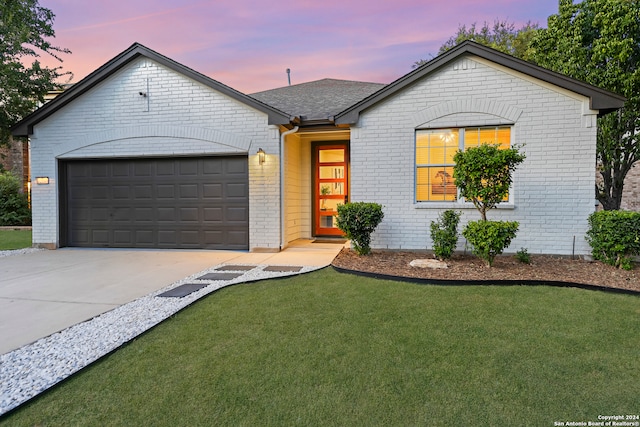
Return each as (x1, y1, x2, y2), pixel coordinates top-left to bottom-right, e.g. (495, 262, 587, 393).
(621, 165, 640, 211)
(11, 41, 624, 255)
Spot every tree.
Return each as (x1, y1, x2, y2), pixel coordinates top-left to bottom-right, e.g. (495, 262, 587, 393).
(413, 19, 539, 68)
(0, 0, 70, 147)
(453, 144, 526, 221)
(527, 0, 640, 210)
(453, 144, 525, 267)
(0, 171, 31, 225)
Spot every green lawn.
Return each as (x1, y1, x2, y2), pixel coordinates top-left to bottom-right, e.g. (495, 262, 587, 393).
(3, 268, 639, 426)
(0, 229, 31, 250)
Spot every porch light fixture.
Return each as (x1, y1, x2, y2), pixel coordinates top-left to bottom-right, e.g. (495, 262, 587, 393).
(257, 148, 266, 165)
(35, 177, 50, 185)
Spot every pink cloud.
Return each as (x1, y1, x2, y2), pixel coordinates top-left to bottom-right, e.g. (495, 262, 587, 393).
(36, 0, 560, 93)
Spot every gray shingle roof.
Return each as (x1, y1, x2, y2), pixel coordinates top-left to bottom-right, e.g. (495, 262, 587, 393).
(249, 78, 386, 122)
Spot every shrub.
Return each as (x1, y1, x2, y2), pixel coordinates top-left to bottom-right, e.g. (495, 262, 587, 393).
(336, 202, 384, 255)
(586, 210, 640, 270)
(515, 248, 531, 264)
(430, 210, 461, 260)
(453, 144, 525, 221)
(0, 171, 31, 226)
(462, 220, 519, 267)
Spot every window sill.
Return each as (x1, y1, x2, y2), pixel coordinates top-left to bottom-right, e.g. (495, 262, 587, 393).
(414, 202, 515, 210)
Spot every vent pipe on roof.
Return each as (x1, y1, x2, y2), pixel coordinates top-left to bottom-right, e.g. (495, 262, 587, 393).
(286, 68, 291, 86)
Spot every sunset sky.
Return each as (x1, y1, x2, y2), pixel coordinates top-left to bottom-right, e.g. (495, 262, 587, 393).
(38, 0, 561, 93)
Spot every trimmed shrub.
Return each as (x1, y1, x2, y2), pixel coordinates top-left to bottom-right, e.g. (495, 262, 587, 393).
(430, 210, 461, 260)
(462, 220, 519, 267)
(586, 210, 640, 270)
(515, 248, 531, 264)
(0, 171, 31, 226)
(453, 144, 525, 221)
(336, 202, 384, 255)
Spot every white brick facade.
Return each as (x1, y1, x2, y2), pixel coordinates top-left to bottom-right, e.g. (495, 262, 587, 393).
(29, 58, 281, 250)
(351, 57, 598, 256)
(18, 42, 621, 255)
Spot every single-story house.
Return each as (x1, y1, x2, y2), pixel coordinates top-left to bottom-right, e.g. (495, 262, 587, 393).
(11, 41, 625, 255)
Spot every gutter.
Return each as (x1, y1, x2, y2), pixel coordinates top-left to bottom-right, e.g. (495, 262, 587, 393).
(279, 125, 299, 250)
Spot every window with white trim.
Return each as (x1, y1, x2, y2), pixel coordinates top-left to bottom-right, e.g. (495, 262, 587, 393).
(415, 126, 511, 202)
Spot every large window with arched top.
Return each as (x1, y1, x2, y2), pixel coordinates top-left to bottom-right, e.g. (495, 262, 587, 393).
(415, 126, 511, 202)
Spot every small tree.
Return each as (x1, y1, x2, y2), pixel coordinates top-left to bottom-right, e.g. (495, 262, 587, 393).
(430, 210, 461, 260)
(336, 202, 384, 255)
(453, 144, 526, 221)
(454, 144, 525, 267)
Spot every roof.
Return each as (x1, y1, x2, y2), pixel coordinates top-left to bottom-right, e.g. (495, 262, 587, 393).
(11, 43, 292, 136)
(11, 41, 625, 135)
(250, 78, 386, 124)
(335, 40, 626, 124)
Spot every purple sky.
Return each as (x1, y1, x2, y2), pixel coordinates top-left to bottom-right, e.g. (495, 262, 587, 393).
(38, 0, 560, 93)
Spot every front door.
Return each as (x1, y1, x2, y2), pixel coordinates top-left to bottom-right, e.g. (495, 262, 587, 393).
(314, 143, 349, 236)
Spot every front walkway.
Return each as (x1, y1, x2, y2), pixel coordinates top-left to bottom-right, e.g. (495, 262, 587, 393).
(0, 240, 346, 415)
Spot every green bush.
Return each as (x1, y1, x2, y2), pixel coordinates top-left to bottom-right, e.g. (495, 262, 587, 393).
(0, 171, 31, 226)
(453, 144, 525, 221)
(515, 248, 531, 264)
(336, 202, 384, 255)
(430, 210, 461, 260)
(462, 220, 519, 267)
(586, 210, 640, 270)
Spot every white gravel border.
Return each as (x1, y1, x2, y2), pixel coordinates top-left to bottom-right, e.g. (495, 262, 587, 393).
(0, 248, 44, 258)
(0, 263, 321, 415)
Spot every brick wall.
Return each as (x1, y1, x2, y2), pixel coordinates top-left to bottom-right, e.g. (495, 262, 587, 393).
(29, 58, 281, 250)
(621, 164, 640, 211)
(351, 56, 599, 256)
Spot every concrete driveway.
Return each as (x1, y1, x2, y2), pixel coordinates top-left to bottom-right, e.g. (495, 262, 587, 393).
(0, 242, 344, 354)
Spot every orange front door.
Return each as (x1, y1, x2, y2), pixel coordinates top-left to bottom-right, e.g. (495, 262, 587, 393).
(314, 143, 349, 236)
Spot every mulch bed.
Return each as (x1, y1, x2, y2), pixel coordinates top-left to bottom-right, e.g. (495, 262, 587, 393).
(331, 248, 640, 293)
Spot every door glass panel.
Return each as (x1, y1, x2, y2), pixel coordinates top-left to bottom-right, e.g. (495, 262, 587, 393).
(319, 166, 345, 179)
(319, 182, 344, 196)
(319, 199, 343, 212)
(320, 215, 335, 228)
(319, 149, 344, 163)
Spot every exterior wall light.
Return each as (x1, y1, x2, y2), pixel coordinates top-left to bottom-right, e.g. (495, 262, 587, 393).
(35, 177, 50, 185)
(257, 148, 266, 165)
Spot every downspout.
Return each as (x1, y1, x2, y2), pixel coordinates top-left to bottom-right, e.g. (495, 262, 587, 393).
(280, 125, 299, 250)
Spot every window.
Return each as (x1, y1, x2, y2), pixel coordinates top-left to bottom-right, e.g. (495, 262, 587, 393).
(415, 126, 511, 202)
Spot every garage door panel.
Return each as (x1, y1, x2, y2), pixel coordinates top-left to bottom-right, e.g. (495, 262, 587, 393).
(226, 159, 248, 174)
(180, 207, 199, 222)
(179, 184, 199, 199)
(90, 186, 109, 200)
(91, 229, 109, 245)
(156, 185, 175, 199)
(226, 183, 248, 198)
(203, 183, 222, 199)
(134, 163, 152, 176)
(91, 164, 109, 177)
(63, 156, 249, 249)
(227, 206, 248, 222)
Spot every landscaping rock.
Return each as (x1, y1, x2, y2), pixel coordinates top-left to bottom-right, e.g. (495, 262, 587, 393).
(409, 259, 448, 269)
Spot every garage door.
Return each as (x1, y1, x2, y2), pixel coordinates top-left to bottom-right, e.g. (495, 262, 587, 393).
(60, 156, 249, 250)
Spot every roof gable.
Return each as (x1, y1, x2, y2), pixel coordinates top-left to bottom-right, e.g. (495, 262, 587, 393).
(11, 43, 291, 136)
(335, 41, 626, 124)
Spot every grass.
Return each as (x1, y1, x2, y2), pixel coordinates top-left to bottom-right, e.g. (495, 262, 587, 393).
(0, 229, 31, 250)
(3, 268, 639, 426)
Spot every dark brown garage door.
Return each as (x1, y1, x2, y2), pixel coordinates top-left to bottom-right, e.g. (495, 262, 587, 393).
(60, 156, 249, 250)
